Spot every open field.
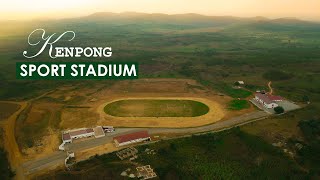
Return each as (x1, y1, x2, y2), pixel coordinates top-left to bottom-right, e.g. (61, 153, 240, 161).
(104, 99, 209, 117)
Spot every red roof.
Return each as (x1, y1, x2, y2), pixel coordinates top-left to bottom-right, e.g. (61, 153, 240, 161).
(268, 95, 283, 101)
(86, 128, 94, 133)
(69, 128, 93, 137)
(255, 93, 283, 104)
(62, 133, 71, 141)
(113, 131, 150, 143)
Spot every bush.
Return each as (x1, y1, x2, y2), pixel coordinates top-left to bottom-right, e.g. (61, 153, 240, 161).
(274, 106, 285, 114)
(0, 149, 15, 179)
(298, 119, 320, 140)
(234, 81, 240, 86)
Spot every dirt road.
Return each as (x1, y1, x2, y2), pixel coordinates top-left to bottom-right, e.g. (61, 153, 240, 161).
(22, 110, 268, 176)
(0, 90, 56, 180)
(268, 81, 273, 95)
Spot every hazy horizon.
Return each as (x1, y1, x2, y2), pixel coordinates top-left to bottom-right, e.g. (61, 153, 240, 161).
(1, 0, 319, 21)
(1, 11, 319, 23)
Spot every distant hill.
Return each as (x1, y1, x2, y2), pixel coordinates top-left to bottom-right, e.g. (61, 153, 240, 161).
(81, 12, 259, 28)
(84, 12, 317, 24)
(1, 12, 319, 36)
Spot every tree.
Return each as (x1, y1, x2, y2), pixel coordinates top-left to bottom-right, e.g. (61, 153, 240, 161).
(302, 95, 310, 103)
(234, 81, 240, 86)
(274, 106, 284, 114)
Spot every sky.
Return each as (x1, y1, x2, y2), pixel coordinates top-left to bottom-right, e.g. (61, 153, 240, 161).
(0, 0, 319, 21)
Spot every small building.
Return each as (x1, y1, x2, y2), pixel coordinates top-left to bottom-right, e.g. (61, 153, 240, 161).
(93, 126, 105, 138)
(113, 131, 151, 147)
(254, 93, 283, 109)
(237, 81, 245, 85)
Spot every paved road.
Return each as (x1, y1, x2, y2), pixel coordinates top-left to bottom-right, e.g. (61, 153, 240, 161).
(22, 110, 269, 175)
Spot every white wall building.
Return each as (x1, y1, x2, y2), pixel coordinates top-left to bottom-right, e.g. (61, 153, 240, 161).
(62, 128, 95, 143)
(255, 93, 283, 109)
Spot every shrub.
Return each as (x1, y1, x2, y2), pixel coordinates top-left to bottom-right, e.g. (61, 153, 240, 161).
(274, 106, 285, 114)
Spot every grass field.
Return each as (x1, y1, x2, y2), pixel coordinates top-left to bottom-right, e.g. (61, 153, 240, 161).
(228, 99, 250, 110)
(104, 99, 210, 117)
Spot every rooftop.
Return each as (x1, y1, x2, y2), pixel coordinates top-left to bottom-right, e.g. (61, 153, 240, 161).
(62, 133, 71, 141)
(255, 93, 283, 104)
(68, 128, 94, 137)
(93, 126, 105, 137)
(114, 131, 150, 144)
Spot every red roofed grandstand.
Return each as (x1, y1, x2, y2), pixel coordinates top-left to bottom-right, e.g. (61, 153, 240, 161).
(113, 131, 151, 147)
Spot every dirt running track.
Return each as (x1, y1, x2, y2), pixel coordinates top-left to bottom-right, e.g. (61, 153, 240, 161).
(22, 110, 269, 177)
(98, 97, 225, 127)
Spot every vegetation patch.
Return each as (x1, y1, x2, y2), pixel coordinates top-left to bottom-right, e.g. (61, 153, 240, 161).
(0, 102, 20, 121)
(274, 106, 285, 114)
(297, 119, 320, 172)
(263, 70, 293, 81)
(104, 99, 209, 117)
(136, 129, 306, 179)
(0, 149, 14, 179)
(228, 99, 250, 110)
(0, 129, 15, 179)
(39, 128, 307, 179)
(15, 103, 62, 149)
(201, 81, 252, 98)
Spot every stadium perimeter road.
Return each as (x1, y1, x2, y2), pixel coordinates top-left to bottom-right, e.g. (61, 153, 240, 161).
(22, 110, 268, 175)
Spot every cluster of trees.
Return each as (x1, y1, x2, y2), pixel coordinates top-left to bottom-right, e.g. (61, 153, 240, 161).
(297, 119, 320, 173)
(274, 106, 285, 114)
